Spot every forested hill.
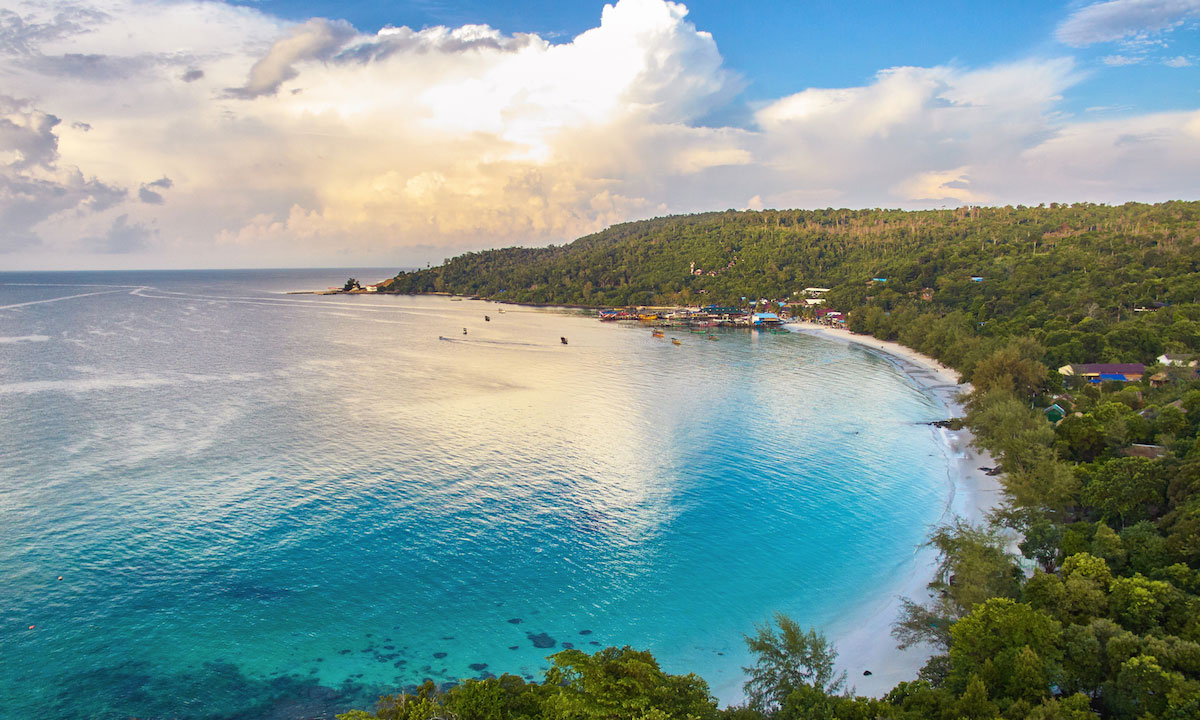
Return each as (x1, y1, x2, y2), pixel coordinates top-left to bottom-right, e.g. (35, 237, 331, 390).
(386, 201, 1200, 372)
(350, 206, 1200, 718)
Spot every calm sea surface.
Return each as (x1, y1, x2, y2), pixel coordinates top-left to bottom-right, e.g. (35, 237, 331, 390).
(0, 269, 951, 719)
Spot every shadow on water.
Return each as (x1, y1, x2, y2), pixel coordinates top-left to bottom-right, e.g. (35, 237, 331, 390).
(52, 660, 393, 720)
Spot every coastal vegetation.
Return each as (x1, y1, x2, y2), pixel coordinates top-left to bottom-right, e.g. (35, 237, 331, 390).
(346, 202, 1200, 719)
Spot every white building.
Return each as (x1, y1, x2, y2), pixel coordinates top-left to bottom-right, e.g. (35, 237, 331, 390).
(1158, 354, 1197, 367)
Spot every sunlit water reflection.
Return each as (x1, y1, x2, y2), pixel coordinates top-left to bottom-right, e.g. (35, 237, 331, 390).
(0, 269, 951, 719)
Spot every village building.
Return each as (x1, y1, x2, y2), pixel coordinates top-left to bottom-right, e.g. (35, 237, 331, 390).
(1058, 363, 1146, 383)
(1158, 353, 1198, 367)
(1043, 403, 1067, 424)
(1122, 444, 1168, 459)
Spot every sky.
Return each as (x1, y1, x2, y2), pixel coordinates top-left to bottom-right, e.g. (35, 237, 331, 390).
(1, 0, 1198, 270)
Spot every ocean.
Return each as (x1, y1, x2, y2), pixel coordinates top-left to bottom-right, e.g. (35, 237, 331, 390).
(0, 269, 953, 718)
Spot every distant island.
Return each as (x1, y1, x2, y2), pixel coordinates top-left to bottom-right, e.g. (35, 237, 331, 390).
(341, 202, 1200, 720)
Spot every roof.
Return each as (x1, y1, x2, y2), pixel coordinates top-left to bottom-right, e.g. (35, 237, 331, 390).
(1122, 444, 1167, 459)
(1071, 363, 1146, 375)
(753, 313, 780, 320)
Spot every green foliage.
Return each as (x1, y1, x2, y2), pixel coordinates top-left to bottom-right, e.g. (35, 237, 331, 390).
(741, 614, 845, 714)
(388, 203, 1200, 378)
(543, 647, 717, 720)
(340, 202, 1200, 719)
(894, 521, 1021, 653)
(948, 598, 1063, 701)
(1082, 458, 1168, 528)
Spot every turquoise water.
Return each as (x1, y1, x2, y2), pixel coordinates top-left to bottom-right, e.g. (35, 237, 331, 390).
(0, 270, 951, 719)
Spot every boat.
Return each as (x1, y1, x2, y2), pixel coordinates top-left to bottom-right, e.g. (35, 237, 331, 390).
(450, 298, 463, 302)
(651, 330, 664, 338)
(638, 313, 659, 322)
(671, 338, 682, 346)
(561, 337, 569, 345)
(485, 315, 490, 321)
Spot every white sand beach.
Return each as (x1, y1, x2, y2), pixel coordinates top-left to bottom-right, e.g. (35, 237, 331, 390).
(785, 321, 1004, 697)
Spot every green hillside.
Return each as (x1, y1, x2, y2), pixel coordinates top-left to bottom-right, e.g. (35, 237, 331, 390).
(387, 202, 1200, 374)
(353, 202, 1200, 720)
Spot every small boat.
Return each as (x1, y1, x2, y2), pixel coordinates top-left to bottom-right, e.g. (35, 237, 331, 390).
(450, 298, 463, 302)
(561, 337, 569, 345)
(651, 330, 664, 338)
(707, 335, 718, 341)
(671, 338, 682, 346)
(485, 315, 491, 322)
(463, 328, 468, 335)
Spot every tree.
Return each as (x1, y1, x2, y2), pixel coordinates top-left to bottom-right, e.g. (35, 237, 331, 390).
(970, 340, 1049, 400)
(742, 614, 845, 713)
(1019, 515, 1066, 571)
(443, 675, 543, 720)
(1081, 457, 1167, 527)
(951, 674, 998, 720)
(894, 521, 1022, 652)
(1108, 574, 1180, 633)
(947, 598, 1063, 700)
(344, 277, 362, 291)
(1105, 654, 1193, 719)
(543, 646, 717, 720)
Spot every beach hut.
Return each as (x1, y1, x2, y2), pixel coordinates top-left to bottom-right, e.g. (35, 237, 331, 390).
(1058, 363, 1145, 383)
(1043, 404, 1066, 424)
(752, 312, 783, 327)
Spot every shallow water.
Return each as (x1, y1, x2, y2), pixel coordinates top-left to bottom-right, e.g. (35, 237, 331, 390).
(0, 269, 951, 718)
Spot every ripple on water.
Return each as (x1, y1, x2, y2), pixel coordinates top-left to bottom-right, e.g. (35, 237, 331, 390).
(0, 274, 952, 717)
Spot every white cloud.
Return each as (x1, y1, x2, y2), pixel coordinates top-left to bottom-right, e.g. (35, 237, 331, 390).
(226, 18, 355, 98)
(1165, 54, 1193, 66)
(1102, 53, 1146, 65)
(1055, 0, 1200, 47)
(0, 94, 125, 250)
(751, 59, 1082, 206)
(83, 212, 153, 253)
(0, 0, 1197, 269)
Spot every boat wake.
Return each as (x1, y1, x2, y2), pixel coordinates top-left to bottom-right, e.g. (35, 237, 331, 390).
(438, 336, 548, 348)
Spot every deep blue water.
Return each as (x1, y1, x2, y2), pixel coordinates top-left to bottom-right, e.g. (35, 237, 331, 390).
(0, 269, 951, 719)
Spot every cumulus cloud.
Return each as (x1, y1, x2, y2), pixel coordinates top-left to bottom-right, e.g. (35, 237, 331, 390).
(137, 176, 173, 204)
(0, 0, 1197, 269)
(1165, 54, 1193, 66)
(226, 18, 355, 98)
(0, 94, 125, 250)
(84, 213, 153, 253)
(1056, 0, 1200, 47)
(751, 59, 1082, 206)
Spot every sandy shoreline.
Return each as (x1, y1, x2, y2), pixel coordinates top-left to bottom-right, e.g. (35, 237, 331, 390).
(785, 321, 1003, 697)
